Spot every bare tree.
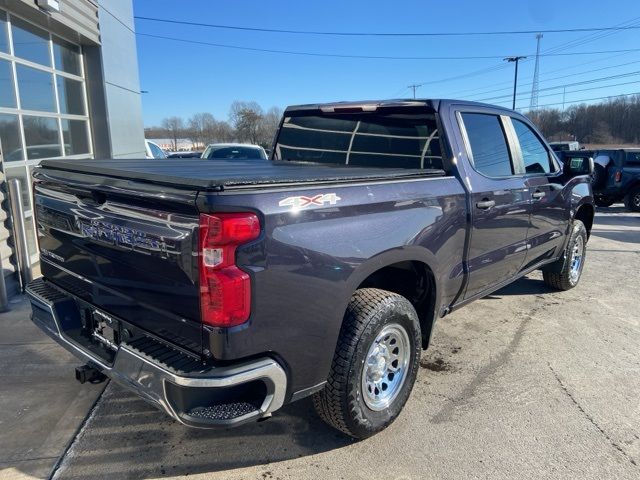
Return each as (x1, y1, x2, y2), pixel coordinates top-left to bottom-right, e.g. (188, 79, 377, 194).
(526, 95, 640, 145)
(161, 116, 184, 151)
(187, 113, 216, 148)
(259, 106, 283, 147)
(229, 101, 264, 144)
(214, 121, 236, 143)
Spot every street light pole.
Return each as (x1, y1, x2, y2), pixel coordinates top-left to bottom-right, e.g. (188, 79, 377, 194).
(504, 56, 527, 110)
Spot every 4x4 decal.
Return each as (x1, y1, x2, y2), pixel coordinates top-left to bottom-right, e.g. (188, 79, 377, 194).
(279, 193, 341, 209)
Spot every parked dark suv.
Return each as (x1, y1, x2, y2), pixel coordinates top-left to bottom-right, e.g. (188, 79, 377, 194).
(591, 149, 640, 210)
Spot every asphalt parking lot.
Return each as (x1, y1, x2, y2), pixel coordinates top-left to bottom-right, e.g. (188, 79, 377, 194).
(1, 207, 638, 480)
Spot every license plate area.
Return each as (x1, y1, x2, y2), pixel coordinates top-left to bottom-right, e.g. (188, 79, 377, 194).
(91, 310, 120, 352)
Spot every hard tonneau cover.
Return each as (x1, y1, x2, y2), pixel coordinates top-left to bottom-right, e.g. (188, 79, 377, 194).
(39, 158, 445, 191)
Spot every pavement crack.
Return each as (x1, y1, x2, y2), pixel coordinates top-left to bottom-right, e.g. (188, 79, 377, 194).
(548, 364, 637, 467)
(48, 380, 109, 480)
(430, 309, 533, 424)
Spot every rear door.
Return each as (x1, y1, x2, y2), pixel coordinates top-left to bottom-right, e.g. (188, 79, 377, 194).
(33, 169, 203, 354)
(508, 117, 568, 267)
(457, 111, 530, 299)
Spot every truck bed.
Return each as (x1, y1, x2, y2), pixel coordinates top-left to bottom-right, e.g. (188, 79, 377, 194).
(40, 158, 445, 191)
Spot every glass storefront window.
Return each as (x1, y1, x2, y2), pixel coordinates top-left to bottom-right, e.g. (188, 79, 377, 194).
(0, 10, 8, 53)
(10, 16, 51, 66)
(1, 8, 93, 271)
(0, 58, 16, 107)
(56, 76, 85, 115)
(16, 65, 55, 112)
(22, 116, 61, 159)
(0, 113, 22, 161)
(61, 119, 89, 155)
(53, 37, 81, 76)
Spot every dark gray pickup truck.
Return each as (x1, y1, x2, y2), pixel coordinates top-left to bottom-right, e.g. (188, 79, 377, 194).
(27, 99, 594, 439)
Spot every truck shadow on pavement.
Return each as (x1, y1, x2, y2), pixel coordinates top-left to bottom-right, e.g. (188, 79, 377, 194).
(57, 383, 355, 479)
(489, 277, 556, 297)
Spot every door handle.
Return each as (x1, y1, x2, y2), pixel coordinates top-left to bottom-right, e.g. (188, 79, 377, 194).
(532, 191, 546, 200)
(476, 199, 496, 209)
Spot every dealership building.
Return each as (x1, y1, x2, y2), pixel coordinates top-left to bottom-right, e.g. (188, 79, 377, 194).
(0, 0, 145, 295)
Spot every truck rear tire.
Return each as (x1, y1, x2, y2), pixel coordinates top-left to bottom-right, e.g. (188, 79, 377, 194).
(624, 186, 640, 212)
(313, 288, 421, 439)
(542, 220, 587, 291)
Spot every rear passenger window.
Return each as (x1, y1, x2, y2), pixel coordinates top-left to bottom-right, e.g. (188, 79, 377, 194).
(275, 113, 443, 170)
(461, 113, 513, 177)
(512, 119, 555, 174)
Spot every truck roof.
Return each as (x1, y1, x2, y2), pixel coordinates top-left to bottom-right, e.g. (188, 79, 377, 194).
(38, 158, 444, 191)
(284, 98, 515, 115)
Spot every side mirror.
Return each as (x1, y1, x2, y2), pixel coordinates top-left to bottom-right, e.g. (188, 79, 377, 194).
(564, 156, 594, 177)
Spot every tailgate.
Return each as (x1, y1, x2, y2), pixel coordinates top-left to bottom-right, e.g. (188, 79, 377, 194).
(33, 168, 203, 355)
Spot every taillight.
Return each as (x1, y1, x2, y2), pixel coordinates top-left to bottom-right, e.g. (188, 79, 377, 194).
(614, 171, 622, 183)
(199, 213, 260, 328)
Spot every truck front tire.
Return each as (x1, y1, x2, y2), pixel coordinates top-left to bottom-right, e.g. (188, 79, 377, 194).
(313, 288, 421, 439)
(624, 186, 640, 212)
(542, 220, 588, 290)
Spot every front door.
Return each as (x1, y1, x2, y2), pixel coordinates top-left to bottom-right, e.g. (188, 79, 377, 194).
(458, 112, 530, 299)
(508, 117, 568, 267)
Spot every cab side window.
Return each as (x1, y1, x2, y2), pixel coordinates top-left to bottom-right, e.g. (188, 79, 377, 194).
(512, 119, 555, 174)
(461, 113, 514, 177)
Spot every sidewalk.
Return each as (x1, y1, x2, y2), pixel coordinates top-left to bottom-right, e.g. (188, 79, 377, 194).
(0, 296, 106, 480)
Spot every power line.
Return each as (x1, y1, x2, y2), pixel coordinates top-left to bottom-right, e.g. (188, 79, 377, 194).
(463, 58, 640, 99)
(134, 15, 640, 37)
(477, 70, 640, 102)
(434, 16, 640, 96)
(137, 33, 640, 61)
(532, 91, 640, 109)
(514, 79, 640, 104)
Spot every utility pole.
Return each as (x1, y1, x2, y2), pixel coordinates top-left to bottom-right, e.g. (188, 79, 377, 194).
(407, 84, 421, 99)
(504, 56, 527, 110)
(529, 33, 543, 109)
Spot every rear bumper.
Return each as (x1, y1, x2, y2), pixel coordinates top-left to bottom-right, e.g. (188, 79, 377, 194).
(26, 278, 287, 428)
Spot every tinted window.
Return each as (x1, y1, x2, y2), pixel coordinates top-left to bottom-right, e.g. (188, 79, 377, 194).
(53, 37, 81, 75)
(512, 119, 554, 174)
(22, 116, 61, 159)
(205, 146, 264, 160)
(0, 114, 22, 161)
(462, 113, 513, 177)
(56, 76, 85, 115)
(275, 113, 442, 169)
(0, 58, 16, 107)
(17, 65, 55, 112)
(11, 17, 51, 66)
(625, 152, 640, 166)
(0, 11, 8, 53)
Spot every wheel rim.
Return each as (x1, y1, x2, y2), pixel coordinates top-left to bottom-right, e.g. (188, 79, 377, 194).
(569, 235, 584, 283)
(634, 192, 640, 208)
(361, 323, 411, 411)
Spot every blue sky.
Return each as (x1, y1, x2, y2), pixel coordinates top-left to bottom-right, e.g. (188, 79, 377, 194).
(134, 0, 640, 126)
